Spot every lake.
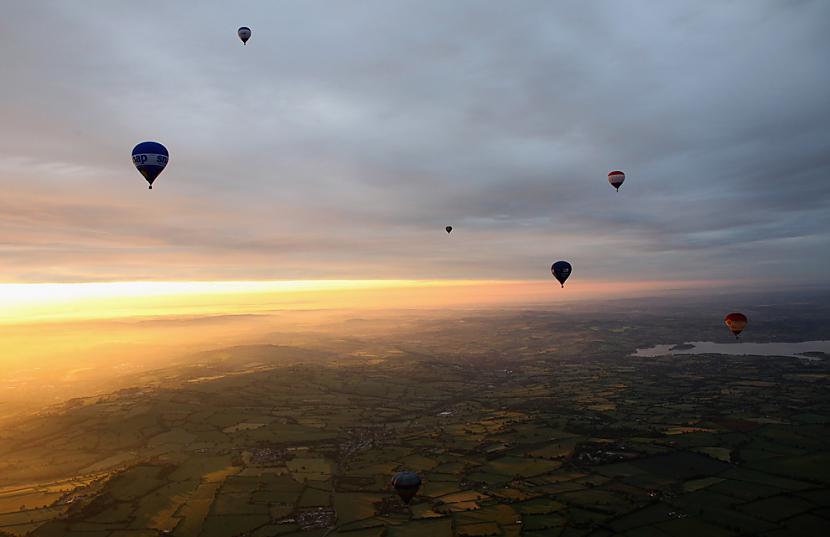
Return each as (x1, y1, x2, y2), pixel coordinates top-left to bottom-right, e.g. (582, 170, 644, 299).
(633, 340, 830, 359)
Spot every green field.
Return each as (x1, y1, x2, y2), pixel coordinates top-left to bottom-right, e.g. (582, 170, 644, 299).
(0, 307, 826, 536)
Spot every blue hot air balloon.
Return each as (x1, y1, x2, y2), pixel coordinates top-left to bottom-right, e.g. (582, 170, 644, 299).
(132, 142, 168, 189)
(551, 261, 572, 288)
(238, 27, 251, 45)
(391, 471, 421, 504)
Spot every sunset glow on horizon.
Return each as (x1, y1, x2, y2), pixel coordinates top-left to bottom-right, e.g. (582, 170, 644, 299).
(1, 278, 733, 325)
(0, 277, 729, 383)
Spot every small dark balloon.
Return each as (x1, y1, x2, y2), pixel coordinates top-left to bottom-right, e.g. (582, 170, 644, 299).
(238, 26, 251, 44)
(391, 471, 421, 504)
(551, 261, 572, 288)
(446, 226, 453, 234)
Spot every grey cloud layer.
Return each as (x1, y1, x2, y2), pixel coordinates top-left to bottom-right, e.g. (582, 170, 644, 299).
(0, 1, 828, 282)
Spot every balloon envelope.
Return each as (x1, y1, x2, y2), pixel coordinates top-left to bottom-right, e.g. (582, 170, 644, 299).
(391, 471, 421, 504)
(551, 261, 572, 288)
(132, 141, 168, 189)
(608, 170, 625, 191)
(724, 312, 748, 338)
(238, 26, 251, 44)
(445, 226, 453, 234)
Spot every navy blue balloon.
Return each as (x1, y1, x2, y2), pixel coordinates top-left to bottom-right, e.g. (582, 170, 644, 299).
(391, 471, 421, 504)
(551, 261, 572, 288)
(238, 26, 251, 44)
(132, 141, 169, 189)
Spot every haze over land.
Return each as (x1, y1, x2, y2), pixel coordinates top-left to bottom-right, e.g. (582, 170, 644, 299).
(0, 279, 743, 417)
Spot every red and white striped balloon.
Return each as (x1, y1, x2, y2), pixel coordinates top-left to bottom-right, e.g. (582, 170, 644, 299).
(608, 170, 625, 191)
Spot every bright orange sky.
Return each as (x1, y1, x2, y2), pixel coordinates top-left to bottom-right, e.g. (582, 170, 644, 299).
(1, 279, 728, 325)
(0, 277, 724, 407)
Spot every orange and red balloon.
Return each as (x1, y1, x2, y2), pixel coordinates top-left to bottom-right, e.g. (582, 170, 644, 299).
(724, 312, 748, 339)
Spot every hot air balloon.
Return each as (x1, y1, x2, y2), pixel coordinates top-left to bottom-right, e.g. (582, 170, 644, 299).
(238, 26, 251, 45)
(446, 226, 453, 234)
(608, 170, 625, 191)
(131, 142, 168, 189)
(391, 471, 421, 505)
(551, 261, 572, 288)
(724, 312, 748, 339)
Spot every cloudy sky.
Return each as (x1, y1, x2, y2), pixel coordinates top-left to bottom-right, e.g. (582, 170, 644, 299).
(1, 1, 828, 285)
